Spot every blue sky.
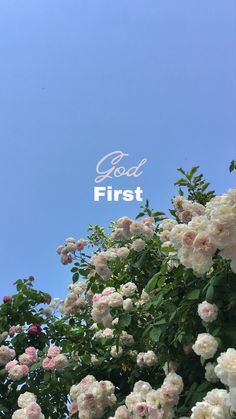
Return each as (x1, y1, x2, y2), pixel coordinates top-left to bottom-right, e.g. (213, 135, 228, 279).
(0, 0, 235, 299)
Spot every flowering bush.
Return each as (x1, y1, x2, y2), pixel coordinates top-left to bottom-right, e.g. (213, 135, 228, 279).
(0, 164, 236, 418)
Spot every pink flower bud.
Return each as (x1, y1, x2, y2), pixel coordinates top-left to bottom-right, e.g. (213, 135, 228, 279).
(3, 295, 12, 303)
(9, 326, 16, 337)
(28, 324, 41, 335)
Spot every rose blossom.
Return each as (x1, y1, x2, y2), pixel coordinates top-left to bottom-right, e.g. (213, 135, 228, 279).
(5, 360, 18, 371)
(54, 354, 67, 371)
(25, 401, 42, 419)
(42, 357, 56, 370)
(18, 392, 37, 408)
(9, 326, 16, 336)
(19, 353, 34, 366)
(131, 239, 146, 252)
(47, 346, 61, 358)
(25, 347, 37, 361)
(193, 232, 216, 256)
(120, 282, 137, 297)
(215, 348, 236, 387)
(28, 324, 41, 335)
(3, 295, 12, 303)
(192, 333, 218, 360)
(69, 401, 78, 414)
(197, 301, 218, 322)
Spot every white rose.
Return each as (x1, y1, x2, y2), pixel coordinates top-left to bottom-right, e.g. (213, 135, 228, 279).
(125, 391, 142, 412)
(110, 346, 123, 358)
(144, 350, 158, 367)
(191, 402, 226, 419)
(133, 381, 152, 398)
(18, 392, 37, 408)
(192, 333, 218, 360)
(164, 372, 184, 394)
(131, 239, 146, 252)
(215, 348, 236, 387)
(123, 298, 133, 312)
(108, 292, 123, 308)
(205, 362, 219, 383)
(12, 409, 27, 419)
(120, 282, 137, 297)
(65, 236, 76, 243)
(198, 301, 218, 322)
(204, 389, 230, 408)
(116, 247, 129, 259)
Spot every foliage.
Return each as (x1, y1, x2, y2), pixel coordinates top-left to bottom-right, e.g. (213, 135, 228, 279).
(0, 165, 235, 418)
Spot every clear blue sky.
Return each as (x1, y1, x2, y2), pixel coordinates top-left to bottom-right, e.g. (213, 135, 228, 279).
(0, 0, 235, 299)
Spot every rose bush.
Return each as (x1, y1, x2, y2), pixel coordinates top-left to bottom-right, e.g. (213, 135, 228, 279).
(0, 164, 236, 418)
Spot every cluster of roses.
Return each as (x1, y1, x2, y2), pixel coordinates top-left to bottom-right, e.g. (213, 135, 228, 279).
(90, 237, 148, 281)
(90, 247, 130, 280)
(12, 392, 44, 419)
(184, 298, 236, 417)
(190, 348, 236, 418)
(158, 188, 236, 274)
(57, 237, 87, 265)
(42, 346, 67, 371)
(137, 350, 158, 368)
(190, 300, 219, 362)
(69, 375, 116, 418)
(92, 327, 134, 361)
(91, 282, 145, 327)
(111, 216, 155, 240)
(109, 372, 184, 419)
(59, 283, 87, 315)
(5, 346, 37, 381)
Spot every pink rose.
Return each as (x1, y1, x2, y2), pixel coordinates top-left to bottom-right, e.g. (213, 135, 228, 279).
(25, 347, 37, 361)
(115, 405, 130, 418)
(92, 293, 102, 302)
(54, 354, 67, 371)
(25, 402, 42, 419)
(47, 346, 61, 358)
(198, 301, 218, 322)
(42, 357, 56, 370)
(193, 233, 216, 256)
(160, 384, 179, 406)
(3, 295, 12, 303)
(21, 364, 29, 376)
(182, 230, 197, 247)
(148, 406, 165, 419)
(135, 403, 148, 416)
(76, 240, 87, 251)
(5, 360, 17, 371)
(69, 401, 78, 414)
(28, 325, 41, 335)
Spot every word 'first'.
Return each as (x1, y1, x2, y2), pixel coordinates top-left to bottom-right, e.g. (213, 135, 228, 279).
(94, 186, 143, 202)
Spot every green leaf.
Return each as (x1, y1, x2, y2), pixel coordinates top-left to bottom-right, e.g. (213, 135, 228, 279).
(118, 313, 131, 329)
(149, 326, 162, 342)
(186, 289, 200, 300)
(72, 272, 79, 283)
(229, 159, 236, 172)
(206, 285, 214, 303)
(135, 212, 145, 219)
(145, 273, 158, 292)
